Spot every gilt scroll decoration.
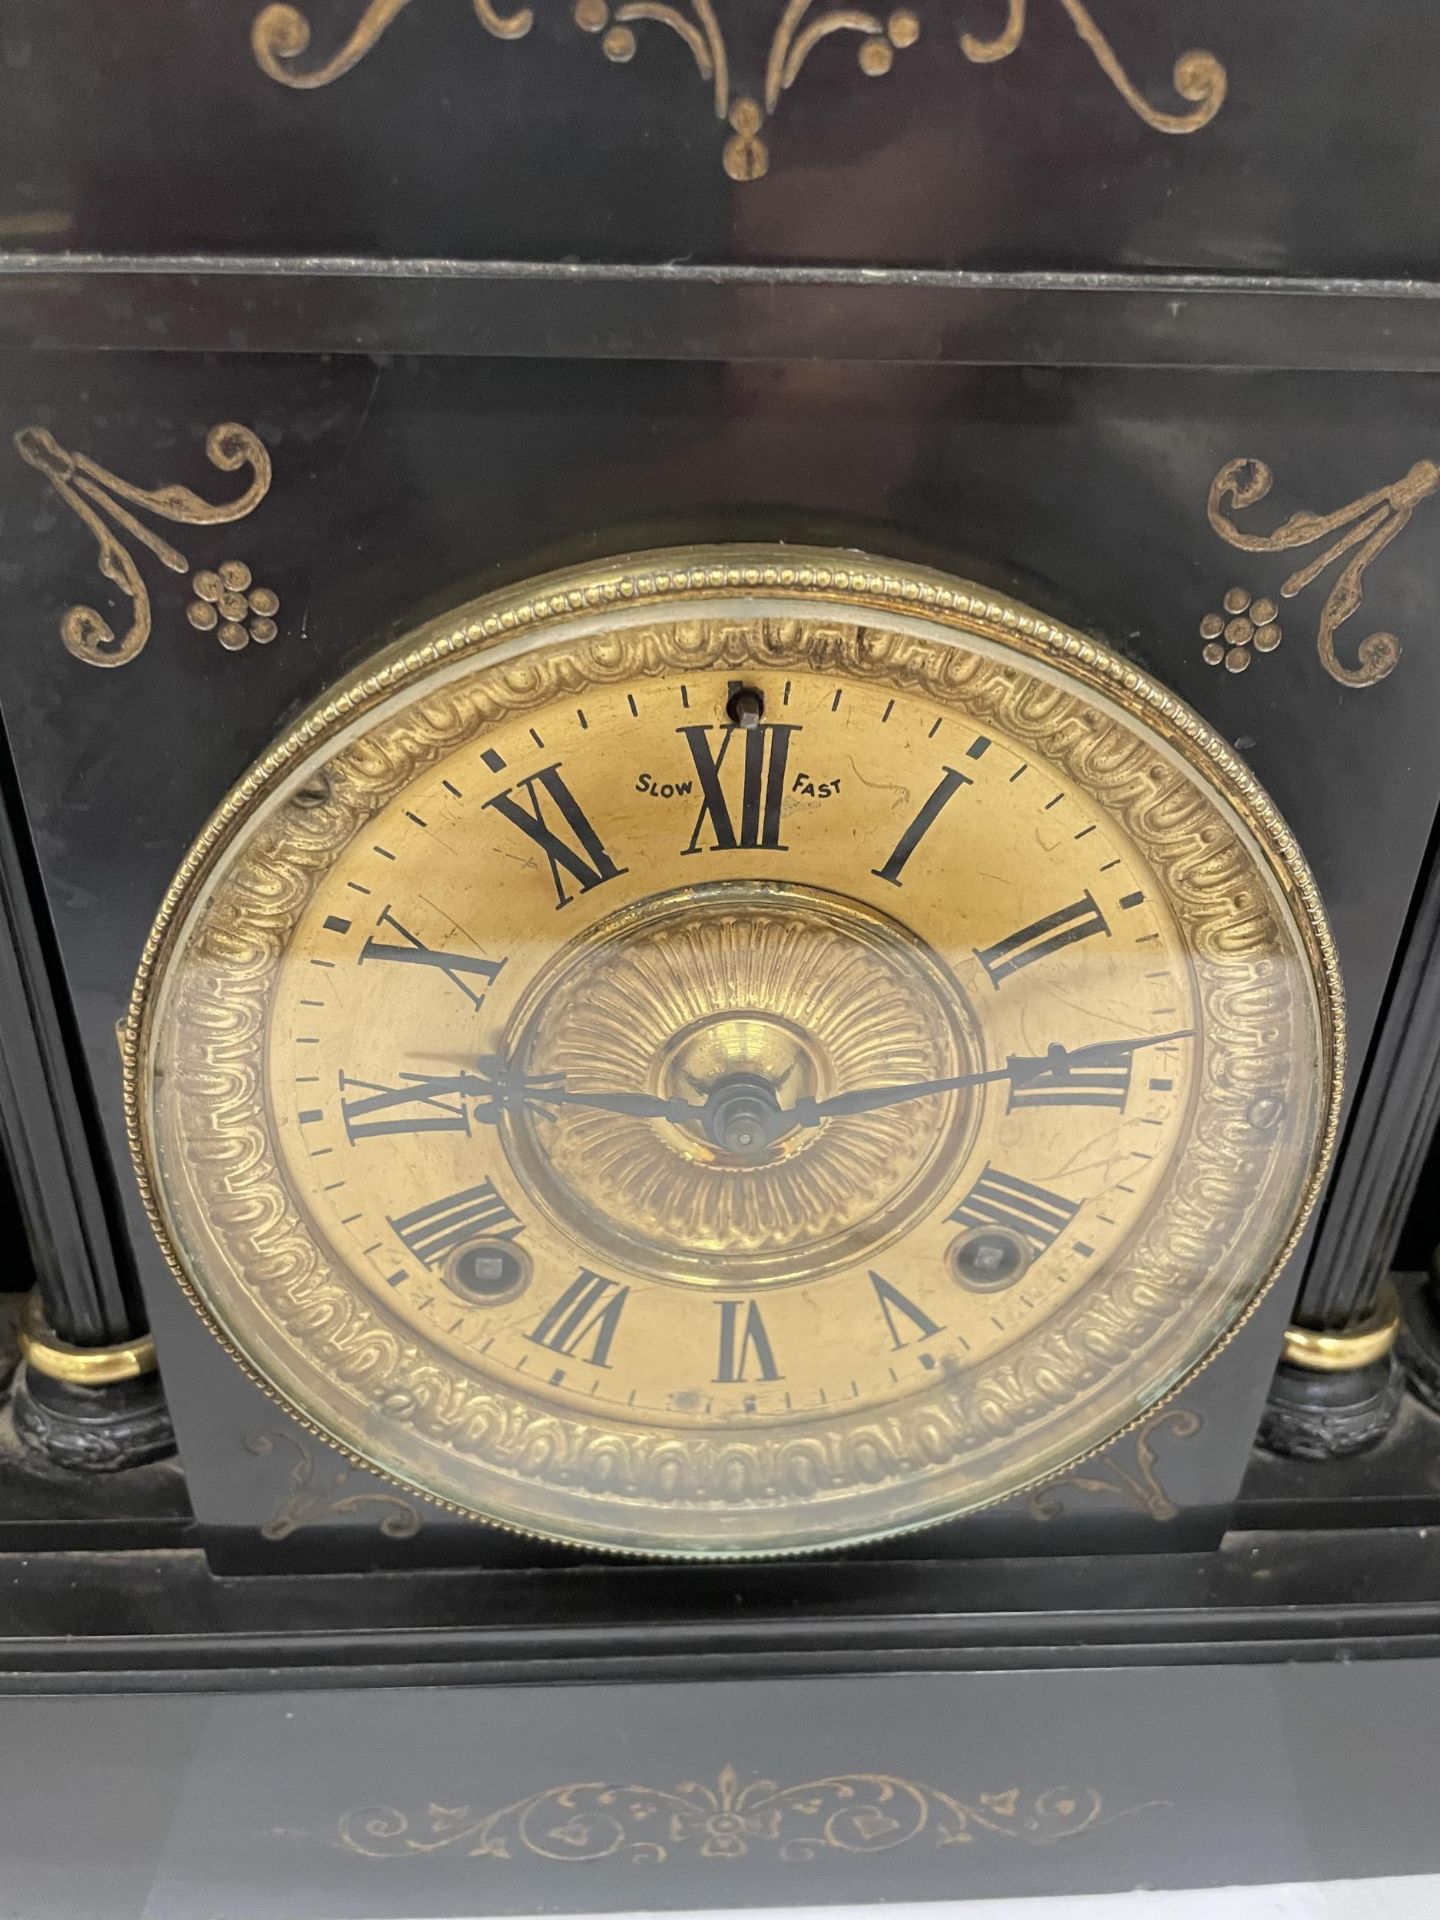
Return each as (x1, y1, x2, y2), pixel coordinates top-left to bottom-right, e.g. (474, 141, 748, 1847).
(251, 0, 1227, 182)
(14, 424, 280, 668)
(1204, 457, 1440, 688)
(334, 1763, 1139, 1861)
(1025, 1407, 1201, 1521)
(248, 1430, 422, 1540)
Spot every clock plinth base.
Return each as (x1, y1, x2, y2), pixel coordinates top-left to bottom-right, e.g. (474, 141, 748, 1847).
(13, 1366, 175, 1474)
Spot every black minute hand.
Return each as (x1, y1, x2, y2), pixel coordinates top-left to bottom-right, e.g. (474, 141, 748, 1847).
(784, 1030, 1194, 1127)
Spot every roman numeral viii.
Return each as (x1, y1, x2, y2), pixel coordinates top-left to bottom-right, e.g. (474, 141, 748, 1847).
(949, 1166, 1078, 1251)
(359, 905, 505, 1008)
(483, 763, 626, 909)
(713, 1300, 782, 1382)
(680, 722, 799, 854)
(528, 1270, 629, 1369)
(975, 892, 1111, 986)
(389, 1180, 522, 1269)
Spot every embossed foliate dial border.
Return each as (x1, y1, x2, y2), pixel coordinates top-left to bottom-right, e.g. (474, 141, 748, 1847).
(124, 549, 1343, 1557)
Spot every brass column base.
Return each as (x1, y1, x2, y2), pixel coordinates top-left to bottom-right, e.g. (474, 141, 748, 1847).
(1280, 1285, 1401, 1373)
(12, 1296, 173, 1473)
(1260, 1284, 1403, 1461)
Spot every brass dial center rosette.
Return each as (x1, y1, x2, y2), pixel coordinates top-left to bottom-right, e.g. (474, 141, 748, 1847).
(502, 882, 982, 1286)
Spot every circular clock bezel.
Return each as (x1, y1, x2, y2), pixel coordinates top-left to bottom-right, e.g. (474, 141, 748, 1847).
(123, 547, 1345, 1558)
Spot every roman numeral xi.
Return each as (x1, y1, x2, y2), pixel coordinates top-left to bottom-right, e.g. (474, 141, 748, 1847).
(483, 763, 626, 910)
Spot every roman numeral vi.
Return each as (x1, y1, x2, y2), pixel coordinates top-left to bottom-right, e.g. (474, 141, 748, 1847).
(713, 1300, 782, 1382)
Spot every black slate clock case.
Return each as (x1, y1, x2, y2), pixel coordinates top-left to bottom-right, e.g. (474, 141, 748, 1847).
(0, 354, 1413, 1570)
(3, 4, 1440, 1911)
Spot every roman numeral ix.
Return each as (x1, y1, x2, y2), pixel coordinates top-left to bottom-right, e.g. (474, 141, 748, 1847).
(338, 1072, 472, 1142)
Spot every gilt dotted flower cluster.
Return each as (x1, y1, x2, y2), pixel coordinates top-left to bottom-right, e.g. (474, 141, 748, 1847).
(1199, 586, 1282, 674)
(185, 560, 280, 651)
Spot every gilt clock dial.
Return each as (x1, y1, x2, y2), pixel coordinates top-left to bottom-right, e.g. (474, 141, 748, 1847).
(127, 550, 1341, 1556)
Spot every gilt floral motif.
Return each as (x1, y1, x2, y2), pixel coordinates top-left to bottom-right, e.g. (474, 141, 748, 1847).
(251, 0, 1226, 180)
(14, 423, 276, 668)
(336, 1763, 1122, 1861)
(1207, 457, 1440, 688)
(248, 1429, 422, 1539)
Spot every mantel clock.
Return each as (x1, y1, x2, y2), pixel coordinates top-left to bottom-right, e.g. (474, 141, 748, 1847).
(125, 554, 1339, 1556)
(11, 4, 1440, 1909)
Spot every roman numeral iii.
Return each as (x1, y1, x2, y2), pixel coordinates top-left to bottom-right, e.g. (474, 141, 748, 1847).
(483, 763, 626, 909)
(680, 721, 799, 853)
(949, 1166, 1079, 1251)
(388, 1180, 522, 1269)
(975, 892, 1111, 986)
(359, 904, 505, 1008)
(1007, 1054, 1132, 1111)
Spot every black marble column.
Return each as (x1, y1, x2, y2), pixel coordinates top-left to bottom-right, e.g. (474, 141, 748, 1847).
(0, 732, 172, 1469)
(1262, 820, 1440, 1457)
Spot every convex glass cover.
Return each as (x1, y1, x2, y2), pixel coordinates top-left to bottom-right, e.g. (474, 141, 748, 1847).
(127, 550, 1341, 1555)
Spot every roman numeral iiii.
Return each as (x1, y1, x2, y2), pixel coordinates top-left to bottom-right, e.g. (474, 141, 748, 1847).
(949, 1166, 1079, 1251)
